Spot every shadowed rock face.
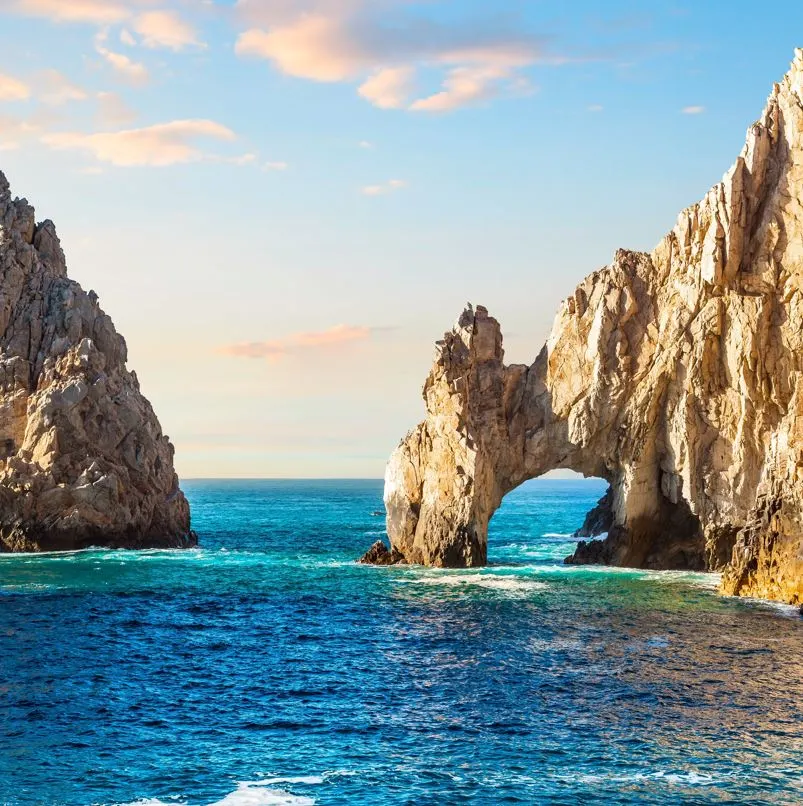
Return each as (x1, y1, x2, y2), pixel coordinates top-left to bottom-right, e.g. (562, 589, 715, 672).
(0, 170, 193, 552)
(377, 50, 803, 604)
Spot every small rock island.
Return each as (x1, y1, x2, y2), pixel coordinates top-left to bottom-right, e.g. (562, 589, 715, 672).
(0, 170, 193, 551)
(366, 49, 803, 606)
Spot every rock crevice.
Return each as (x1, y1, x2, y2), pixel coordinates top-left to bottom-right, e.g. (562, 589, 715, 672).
(0, 170, 193, 552)
(375, 50, 803, 604)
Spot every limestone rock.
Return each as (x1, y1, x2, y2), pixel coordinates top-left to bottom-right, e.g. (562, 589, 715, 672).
(378, 50, 803, 604)
(0, 169, 194, 552)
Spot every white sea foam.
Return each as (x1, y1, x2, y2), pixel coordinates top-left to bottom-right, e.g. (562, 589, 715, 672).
(112, 771, 345, 806)
(117, 801, 176, 806)
(115, 782, 316, 806)
(577, 769, 721, 787)
(743, 597, 802, 618)
(412, 573, 548, 596)
(541, 532, 575, 538)
(209, 782, 315, 806)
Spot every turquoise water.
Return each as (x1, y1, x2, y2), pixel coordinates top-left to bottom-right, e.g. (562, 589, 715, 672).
(1, 479, 803, 806)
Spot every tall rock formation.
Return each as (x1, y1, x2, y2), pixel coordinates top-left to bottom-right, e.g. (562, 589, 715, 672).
(376, 50, 803, 604)
(0, 170, 193, 551)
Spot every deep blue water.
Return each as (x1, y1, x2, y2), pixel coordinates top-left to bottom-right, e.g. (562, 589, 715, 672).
(1, 479, 803, 806)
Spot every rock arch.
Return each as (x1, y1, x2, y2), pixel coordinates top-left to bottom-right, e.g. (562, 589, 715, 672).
(371, 51, 803, 604)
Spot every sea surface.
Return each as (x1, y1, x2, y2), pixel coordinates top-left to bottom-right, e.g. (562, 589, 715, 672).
(1, 479, 803, 806)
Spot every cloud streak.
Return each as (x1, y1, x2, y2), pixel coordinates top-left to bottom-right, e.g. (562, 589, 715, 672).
(41, 119, 237, 166)
(362, 179, 406, 196)
(96, 32, 150, 84)
(221, 324, 374, 362)
(1, 0, 131, 25)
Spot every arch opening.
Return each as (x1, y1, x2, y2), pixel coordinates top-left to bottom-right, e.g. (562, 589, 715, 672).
(487, 475, 609, 567)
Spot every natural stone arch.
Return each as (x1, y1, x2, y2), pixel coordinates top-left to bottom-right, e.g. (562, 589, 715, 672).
(383, 300, 714, 572)
(369, 52, 803, 605)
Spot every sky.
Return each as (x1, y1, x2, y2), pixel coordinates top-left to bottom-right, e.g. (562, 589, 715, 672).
(0, 1, 801, 478)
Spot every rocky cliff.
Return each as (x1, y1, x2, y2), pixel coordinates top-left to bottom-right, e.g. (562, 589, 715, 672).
(375, 50, 803, 605)
(0, 170, 193, 551)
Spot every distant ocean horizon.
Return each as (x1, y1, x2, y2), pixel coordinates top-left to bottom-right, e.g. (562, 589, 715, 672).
(2, 478, 802, 805)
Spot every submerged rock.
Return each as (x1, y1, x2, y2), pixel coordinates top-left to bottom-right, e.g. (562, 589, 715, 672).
(377, 50, 803, 604)
(0, 170, 194, 551)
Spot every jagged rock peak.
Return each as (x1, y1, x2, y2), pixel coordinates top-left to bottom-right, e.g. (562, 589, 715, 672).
(375, 50, 803, 605)
(0, 169, 194, 551)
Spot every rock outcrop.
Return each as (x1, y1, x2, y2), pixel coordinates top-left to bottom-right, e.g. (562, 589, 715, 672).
(375, 50, 803, 604)
(0, 170, 193, 551)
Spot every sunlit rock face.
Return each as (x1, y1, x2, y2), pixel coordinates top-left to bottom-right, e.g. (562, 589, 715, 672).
(0, 170, 193, 551)
(379, 50, 803, 604)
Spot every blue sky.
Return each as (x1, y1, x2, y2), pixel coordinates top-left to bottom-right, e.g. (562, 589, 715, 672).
(0, 0, 801, 476)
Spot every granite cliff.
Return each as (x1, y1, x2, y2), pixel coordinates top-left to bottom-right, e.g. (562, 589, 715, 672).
(0, 170, 193, 551)
(372, 50, 803, 605)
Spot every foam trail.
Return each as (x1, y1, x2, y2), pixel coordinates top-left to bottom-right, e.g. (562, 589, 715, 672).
(412, 573, 548, 596)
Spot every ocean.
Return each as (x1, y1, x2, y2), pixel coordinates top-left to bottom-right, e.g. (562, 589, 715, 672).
(1, 478, 802, 805)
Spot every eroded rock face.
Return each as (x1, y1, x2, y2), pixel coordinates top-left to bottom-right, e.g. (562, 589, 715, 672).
(377, 50, 803, 604)
(0, 170, 193, 552)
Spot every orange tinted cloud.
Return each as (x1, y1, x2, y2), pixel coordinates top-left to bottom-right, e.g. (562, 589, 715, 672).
(2, 1, 202, 54)
(3, 0, 131, 24)
(358, 66, 414, 109)
(42, 119, 237, 166)
(0, 72, 30, 101)
(234, 0, 545, 111)
(221, 324, 373, 361)
(134, 9, 204, 51)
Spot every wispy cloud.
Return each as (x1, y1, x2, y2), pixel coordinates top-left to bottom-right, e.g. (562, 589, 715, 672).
(682, 105, 704, 114)
(362, 179, 406, 196)
(1, 0, 131, 25)
(1, 1, 202, 54)
(0, 107, 59, 149)
(119, 27, 136, 46)
(36, 69, 88, 105)
(263, 160, 288, 171)
(41, 119, 237, 166)
(133, 10, 204, 51)
(588, 103, 603, 112)
(221, 324, 374, 362)
(410, 65, 533, 112)
(358, 66, 415, 109)
(234, 0, 549, 112)
(96, 32, 150, 84)
(95, 90, 137, 127)
(0, 72, 30, 101)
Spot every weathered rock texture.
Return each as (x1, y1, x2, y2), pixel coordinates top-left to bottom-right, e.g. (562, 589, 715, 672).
(379, 50, 803, 604)
(0, 170, 193, 551)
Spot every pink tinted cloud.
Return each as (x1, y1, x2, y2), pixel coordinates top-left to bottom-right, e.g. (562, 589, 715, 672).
(221, 324, 373, 361)
(233, 0, 546, 111)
